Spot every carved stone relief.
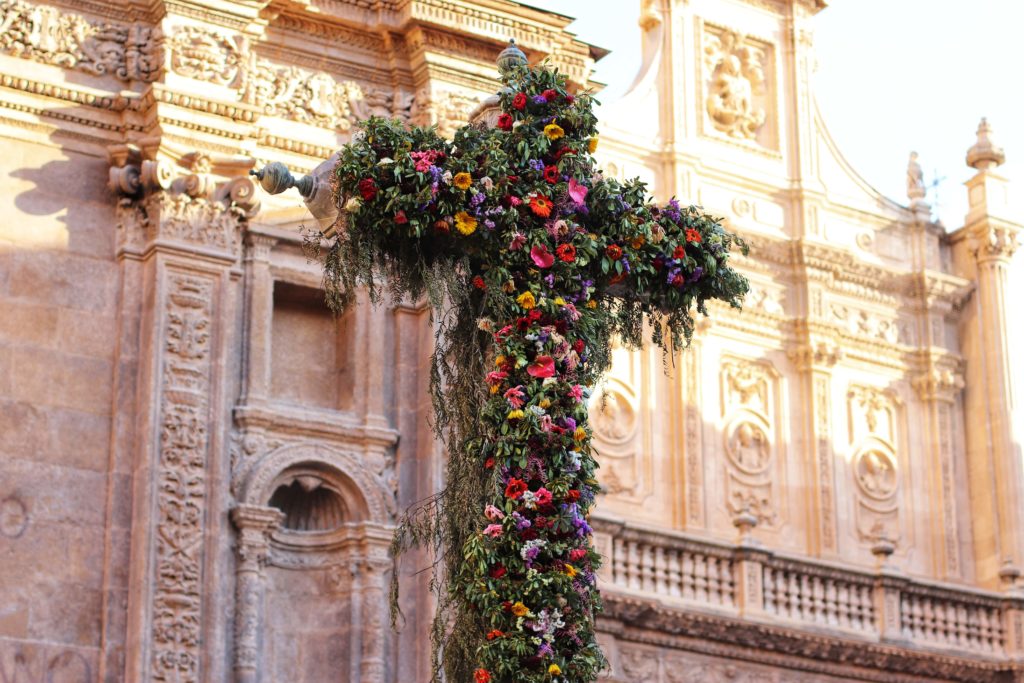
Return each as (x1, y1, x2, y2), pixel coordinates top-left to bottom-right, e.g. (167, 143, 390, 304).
(830, 303, 910, 345)
(242, 57, 412, 131)
(410, 86, 481, 136)
(0, 0, 162, 81)
(0, 494, 27, 538)
(846, 386, 902, 544)
(720, 359, 780, 527)
(702, 25, 774, 146)
(167, 24, 244, 87)
(590, 378, 646, 500)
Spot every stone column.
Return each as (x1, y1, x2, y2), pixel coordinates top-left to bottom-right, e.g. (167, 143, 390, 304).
(108, 145, 259, 683)
(230, 505, 283, 683)
(241, 234, 277, 403)
(961, 120, 1024, 580)
(358, 555, 391, 683)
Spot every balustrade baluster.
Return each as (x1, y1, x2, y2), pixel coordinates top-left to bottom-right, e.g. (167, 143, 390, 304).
(667, 549, 682, 597)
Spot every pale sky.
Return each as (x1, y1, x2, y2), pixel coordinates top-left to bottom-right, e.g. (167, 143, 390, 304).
(527, 0, 1024, 226)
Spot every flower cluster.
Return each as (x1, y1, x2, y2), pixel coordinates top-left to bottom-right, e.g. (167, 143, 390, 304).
(326, 62, 748, 683)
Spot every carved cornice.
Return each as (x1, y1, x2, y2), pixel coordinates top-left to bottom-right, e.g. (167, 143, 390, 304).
(600, 594, 1014, 682)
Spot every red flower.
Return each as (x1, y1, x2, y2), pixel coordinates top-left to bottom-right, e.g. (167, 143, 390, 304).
(530, 195, 553, 218)
(486, 629, 505, 641)
(553, 147, 576, 161)
(566, 489, 581, 501)
(569, 548, 587, 562)
(505, 478, 528, 499)
(358, 178, 378, 201)
(609, 272, 626, 284)
(543, 165, 560, 184)
(474, 669, 491, 683)
(433, 220, 450, 234)
(685, 228, 702, 243)
(556, 244, 576, 262)
(565, 93, 575, 104)
(512, 92, 528, 110)
(673, 245, 685, 259)
(572, 339, 584, 355)
(671, 273, 684, 288)
(606, 244, 623, 260)
(484, 456, 495, 469)
(527, 309, 543, 322)
(497, 112, 513, 131)
(491, 565, 508, 579)
(527, 355, 556, 378)
(542, 88, 558, 102)
(394, 210, 408, 224)
(472, 275, 486, 290)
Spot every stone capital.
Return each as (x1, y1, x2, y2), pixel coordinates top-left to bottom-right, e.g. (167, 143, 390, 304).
(912, 367, 965, 404)
(787, 338, 842, 371)
(968, 222, 1021, 264)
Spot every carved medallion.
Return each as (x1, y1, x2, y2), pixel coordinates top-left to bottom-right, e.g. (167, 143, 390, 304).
(725, 420, 771, 474)
(168, 25, 243, 87)
(854, 448, 897, 500)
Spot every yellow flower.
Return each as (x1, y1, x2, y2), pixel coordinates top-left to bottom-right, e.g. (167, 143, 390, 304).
(553, 297, 566, 306)
(453, 172, 473, 190)
(549, 664, 562, 675)
(543, 123, 565, 140)
(511, 601, 530, 617)
(502, 280, 516, 293)
(563, 564, 578, 578)
(495, 355, 506, 366)
(517, 291, 536, 310)
(455, 211, 477, 235)
(507, 409, 525, 421)
(574, 426, 587, 442)
(539, 399, 551, 409)
(490, 385, 500, 394)
(585, 300, 597, 309)
(588, 136, 599, 153)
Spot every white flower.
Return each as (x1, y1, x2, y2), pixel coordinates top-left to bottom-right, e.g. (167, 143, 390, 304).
(376, 157, 395, 166)
(344, 196, 362, 212)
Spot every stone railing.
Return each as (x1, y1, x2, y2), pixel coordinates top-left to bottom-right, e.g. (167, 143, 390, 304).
(592, 516, 1024, 660)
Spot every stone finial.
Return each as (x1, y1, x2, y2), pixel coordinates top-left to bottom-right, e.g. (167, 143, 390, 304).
(250, 162, 314, 198)
(966, 118, 1005, 171)
(906, 151, 926, 201)
(497, 38, 527, 75)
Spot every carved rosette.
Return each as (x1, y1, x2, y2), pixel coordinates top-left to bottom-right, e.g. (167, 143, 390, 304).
(720, 359, 780, 528)
(167, 24, 244, 87)
(0, 0, 163, 81)
(702, 25, 775, 149)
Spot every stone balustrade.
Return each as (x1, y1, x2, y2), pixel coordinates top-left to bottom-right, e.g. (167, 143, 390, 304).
(593, 516, 1024, 661)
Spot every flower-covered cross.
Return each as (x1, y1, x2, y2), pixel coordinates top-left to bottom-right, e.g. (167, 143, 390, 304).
(308, 46, 747, 683)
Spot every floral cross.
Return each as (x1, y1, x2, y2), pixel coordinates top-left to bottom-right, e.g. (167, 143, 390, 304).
(310, 47, 747, 683)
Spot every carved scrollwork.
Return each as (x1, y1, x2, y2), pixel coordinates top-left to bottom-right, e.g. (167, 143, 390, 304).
(0, 0, 162, 81)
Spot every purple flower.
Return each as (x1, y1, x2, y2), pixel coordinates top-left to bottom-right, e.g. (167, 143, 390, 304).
(664, 198, 682, 222)
(687, 266, 704, 284)
(529, 159, 545, 172)
(544, 273, 555, 288)
(484, 219, 496, 230)
(537, 643, 554, 657)
(666, 267, 681, 284)
(532, 94, 548, 105)
(470, 192, 486, 207)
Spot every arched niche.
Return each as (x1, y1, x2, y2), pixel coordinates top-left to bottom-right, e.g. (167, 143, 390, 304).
(232, 443, 394, 683)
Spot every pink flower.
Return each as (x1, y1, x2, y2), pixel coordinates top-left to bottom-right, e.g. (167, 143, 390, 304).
(530, 244, 555, 269)
(526, 356, 556, 378)
(485, 505, 505, 521)
(508, 196, 522, 206)
(568, 178, 588, 207)
(568, 384, 583, 402)
(534, 488, 553, 506)
(509, 232, 527, 251)
(504, 385, 526, 409)
(569, 548, 587, 562)
(484, 524, 503, 538)
(563, 302, 580, 321)
(539, 415, 554, 432)
(486, 371, 508, 386)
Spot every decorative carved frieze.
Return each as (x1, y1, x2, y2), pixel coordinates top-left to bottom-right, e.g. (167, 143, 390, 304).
(0, 0, 162, 81)
(242, 56, 411, 131)
(702, 25, 774, 148)
(168, 24, 244, 87)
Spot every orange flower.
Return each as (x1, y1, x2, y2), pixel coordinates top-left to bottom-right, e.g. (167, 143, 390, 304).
(685, 228, 702, 243)
(453, 172, 473, 190)
(543, 123, 565, 140)
(474, 669, 491, 683)
(511, 601, 530, 617)
(486, 629, 504, 640)
(530, 194, 553, 218)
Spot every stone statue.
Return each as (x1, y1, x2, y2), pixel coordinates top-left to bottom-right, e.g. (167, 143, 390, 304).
(907, 151, 926, 201)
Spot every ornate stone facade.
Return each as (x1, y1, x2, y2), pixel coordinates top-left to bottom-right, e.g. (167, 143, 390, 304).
(0, 1, 1022, 682)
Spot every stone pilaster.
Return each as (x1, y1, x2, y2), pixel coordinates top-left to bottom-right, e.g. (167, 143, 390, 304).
(788, 331, 842, 557)
(108, 144, 259, 683)
(240, 233, 277, 403)
(230, 505, 283, 683)
(357, 556, 391, 683)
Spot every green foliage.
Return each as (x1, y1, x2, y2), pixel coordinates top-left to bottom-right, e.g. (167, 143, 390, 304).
(307, 61, 749, 683)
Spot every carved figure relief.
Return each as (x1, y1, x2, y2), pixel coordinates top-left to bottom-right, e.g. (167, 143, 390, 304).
(830, 303, 910, 346)
(846, 385, 902, 545)
(720, 359, 780, 527)
(703, 26, 773, 145)
(589, 378, 645, 499)
(0, 0, 162, 80)
(168, 25, 243, 87)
